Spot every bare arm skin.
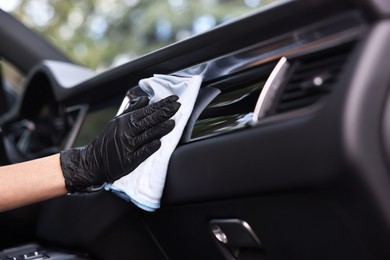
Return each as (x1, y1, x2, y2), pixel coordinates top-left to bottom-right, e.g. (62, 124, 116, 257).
(0, 154, 67, 212)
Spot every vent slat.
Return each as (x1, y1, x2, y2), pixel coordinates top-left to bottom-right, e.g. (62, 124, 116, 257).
(280, 87, 330, 102)
(277, 96, 322, 112)
(289, 66, 341, 83)
(294, 54, 347, 72)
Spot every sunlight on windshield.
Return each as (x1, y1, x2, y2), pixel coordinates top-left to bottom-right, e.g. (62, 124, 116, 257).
(1, 0, 279, 71)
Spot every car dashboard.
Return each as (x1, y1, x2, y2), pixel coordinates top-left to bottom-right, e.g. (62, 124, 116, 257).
(1, 0, 390, 259)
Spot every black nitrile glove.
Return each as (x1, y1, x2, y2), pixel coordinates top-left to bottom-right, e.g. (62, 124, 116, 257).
(60, 95, 180, 193)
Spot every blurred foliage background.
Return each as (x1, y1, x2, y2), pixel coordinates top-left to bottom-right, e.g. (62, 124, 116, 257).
(2, 0, 277, 71)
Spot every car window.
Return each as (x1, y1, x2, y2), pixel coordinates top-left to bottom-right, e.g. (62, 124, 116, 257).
(1, 59, 23, 96)
(0, 59, 24, 114)
(1, 0, 280, 71)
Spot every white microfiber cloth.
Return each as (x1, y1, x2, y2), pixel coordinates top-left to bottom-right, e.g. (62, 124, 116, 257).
(105, 74, 202, 211)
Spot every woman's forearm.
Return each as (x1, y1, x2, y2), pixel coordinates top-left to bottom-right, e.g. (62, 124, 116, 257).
(0, 154, 67, 212)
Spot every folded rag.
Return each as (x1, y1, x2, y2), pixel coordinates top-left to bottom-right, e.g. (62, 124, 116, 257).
(105, 74, 202, 211)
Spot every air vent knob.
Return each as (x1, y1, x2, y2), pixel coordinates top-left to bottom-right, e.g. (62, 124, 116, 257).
(300, 71, 332, 90)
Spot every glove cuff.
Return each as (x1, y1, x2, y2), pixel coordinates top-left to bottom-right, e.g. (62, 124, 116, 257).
(60, 147, 91, 193)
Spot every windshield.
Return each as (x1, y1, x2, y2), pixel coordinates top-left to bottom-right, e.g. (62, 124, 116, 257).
(1, 0, 279, 71)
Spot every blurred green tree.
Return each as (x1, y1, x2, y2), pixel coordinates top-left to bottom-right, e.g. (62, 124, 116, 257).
(9, 0, 277, 70)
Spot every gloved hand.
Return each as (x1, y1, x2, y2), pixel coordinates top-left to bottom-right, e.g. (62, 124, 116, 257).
(60, 95, 180, 193)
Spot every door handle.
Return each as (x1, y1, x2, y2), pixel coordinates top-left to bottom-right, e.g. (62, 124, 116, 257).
(210, 219, 266, 260)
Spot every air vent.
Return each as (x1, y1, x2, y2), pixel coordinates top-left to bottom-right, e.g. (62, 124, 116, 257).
(274, 45, 352, 114)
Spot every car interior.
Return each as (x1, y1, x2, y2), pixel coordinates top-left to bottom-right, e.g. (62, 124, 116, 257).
(1, 0, 390, 259)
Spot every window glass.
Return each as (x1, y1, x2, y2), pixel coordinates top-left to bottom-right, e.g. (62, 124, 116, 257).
(1, 0, 279, 71)
(0, 59, 24, 95)
(0, 59, 24, 112)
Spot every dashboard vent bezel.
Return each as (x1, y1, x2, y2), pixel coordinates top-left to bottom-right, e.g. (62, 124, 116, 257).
(270, 43, 354, 115)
